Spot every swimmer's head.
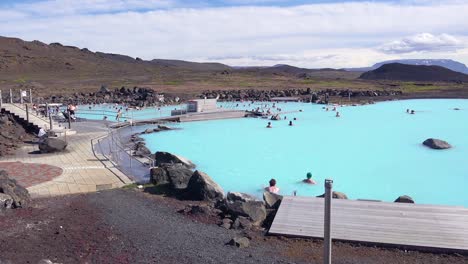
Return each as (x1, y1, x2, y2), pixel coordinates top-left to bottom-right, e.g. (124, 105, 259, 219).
(306, 172, 312, 179)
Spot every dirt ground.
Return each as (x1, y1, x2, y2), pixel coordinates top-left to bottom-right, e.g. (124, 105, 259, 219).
(1, 189, 466, 264)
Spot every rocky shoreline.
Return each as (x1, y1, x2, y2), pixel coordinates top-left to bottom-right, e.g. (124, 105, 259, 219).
(31, 85, 406, 107)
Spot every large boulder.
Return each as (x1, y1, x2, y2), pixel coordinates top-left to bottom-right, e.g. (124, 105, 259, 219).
(39, 138, 68, 153)
(165, 164, 193, 190)
(263, 191, 283, 209)
(422, 138, 452, 149)
(227, 192, 257, 203)
(186, 170, 224, 201)
(317, 191, 348, 199)
(150, 167, 169, 185)
(394, 195, 414, 204)
(0, 170, 30, 208)
(155, 152, 195, 169)
(226, 200, 267, 226)
(0, 193, 14, 209)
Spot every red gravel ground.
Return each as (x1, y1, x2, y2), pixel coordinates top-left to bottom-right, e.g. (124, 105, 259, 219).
(0, 161, 63, 187)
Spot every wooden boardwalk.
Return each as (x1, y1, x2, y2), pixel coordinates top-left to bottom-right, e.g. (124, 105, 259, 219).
(1, 103, 59, 130)
(132, 109, 246, 125)
(269, 196, 468, 253)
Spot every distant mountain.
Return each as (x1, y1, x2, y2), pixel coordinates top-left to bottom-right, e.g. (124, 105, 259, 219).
(359, 63, 468, 82)
(150, 59, 231, 71)
(347, 59, 468, 74)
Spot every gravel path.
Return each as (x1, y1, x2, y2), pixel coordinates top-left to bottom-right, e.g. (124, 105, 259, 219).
(87, 189, 290, 264)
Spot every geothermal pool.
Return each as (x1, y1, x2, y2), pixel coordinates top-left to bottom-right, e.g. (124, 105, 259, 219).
(140, 99, 468, 207)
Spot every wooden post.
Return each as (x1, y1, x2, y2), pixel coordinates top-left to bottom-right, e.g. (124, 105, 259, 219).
(45, 103, 49, 117)
(9, 89, 13, 104)
(25, 104, 29, 123)
(20, 90, 23, 104)
(324, 179, 333, 264)
(0, 89, 2, 107)
(29, 89, 32, 103)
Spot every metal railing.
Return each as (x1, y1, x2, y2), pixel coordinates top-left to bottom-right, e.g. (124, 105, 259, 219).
(96, 124, 156, 183)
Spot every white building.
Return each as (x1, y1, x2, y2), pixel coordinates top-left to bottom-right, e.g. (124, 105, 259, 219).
(187, 99, 217, 113)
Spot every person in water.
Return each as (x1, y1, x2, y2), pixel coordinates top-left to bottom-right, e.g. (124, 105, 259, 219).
(303, 172, 316, 184)
(336, 111, 340, 117)
(289, 120, 293, 126)
(265, 179, 280, 193)
(266, 122, 272, 128)
(410, 110, 415, 114)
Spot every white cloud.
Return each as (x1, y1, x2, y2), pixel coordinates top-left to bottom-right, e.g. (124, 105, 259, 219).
(14, 0, 174, 16)
(379, 33, 464, 54)
(1, 1, 468, 68)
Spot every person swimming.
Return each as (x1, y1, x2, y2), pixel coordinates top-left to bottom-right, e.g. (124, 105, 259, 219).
(265, 179, 280, 193)
(410, 110, 415, 114)
(406, 109, 410, 113)
(266, 122, 272, 128)
(289, 121, 293, 126)
(336, 111, 340, 117)
(303, 172, 316, 184)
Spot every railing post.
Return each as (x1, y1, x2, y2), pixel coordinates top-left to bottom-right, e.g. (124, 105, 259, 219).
(29, 88, 32, 103)
(49, 114, 53, 130)
(0, 89, 2, 107)
(25, 104, 29, 123)
(67, 109, 72, 129)
(9, 89, 13, 104)
(324, 179, 333, 264)
(45, 103, 49, 117)
(20, 90, 23, 104)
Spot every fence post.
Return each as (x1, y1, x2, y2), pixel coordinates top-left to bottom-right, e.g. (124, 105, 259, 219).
(29, 88, 32, 103)
(0, 89, 2, 107)
(9, 89, 13, 104)
(45, 103, 49, 117)
(20, 90, 23, 104)
(324, 179, 333, 264)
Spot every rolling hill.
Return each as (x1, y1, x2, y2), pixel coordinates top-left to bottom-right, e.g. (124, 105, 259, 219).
(347, 59, 468, 74)
(359, 63, 468, 82)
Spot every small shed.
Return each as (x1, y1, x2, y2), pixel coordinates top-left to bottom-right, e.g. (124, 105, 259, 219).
(187, 99, 218, 113)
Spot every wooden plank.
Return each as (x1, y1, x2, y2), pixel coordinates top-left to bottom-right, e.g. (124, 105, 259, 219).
(269, 196, 468, 252)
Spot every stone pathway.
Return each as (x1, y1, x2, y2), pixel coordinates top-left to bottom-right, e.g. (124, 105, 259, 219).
(0, 121, 133, 198)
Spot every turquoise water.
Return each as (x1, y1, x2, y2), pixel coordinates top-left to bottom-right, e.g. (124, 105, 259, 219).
(140, 99, 467, 207)
(73, 104, 188, 121)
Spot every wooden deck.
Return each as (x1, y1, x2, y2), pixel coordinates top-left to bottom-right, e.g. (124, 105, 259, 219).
(269, 196, 468, 253)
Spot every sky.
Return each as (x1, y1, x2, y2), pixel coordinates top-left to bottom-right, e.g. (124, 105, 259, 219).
(1, 0, 468, 68)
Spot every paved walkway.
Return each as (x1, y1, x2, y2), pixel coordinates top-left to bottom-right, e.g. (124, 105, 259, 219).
(0, 121, 133, 198)
(0, 161, 62, 188)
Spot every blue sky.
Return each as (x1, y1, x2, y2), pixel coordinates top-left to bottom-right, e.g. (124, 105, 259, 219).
(1, 0, 467, 67)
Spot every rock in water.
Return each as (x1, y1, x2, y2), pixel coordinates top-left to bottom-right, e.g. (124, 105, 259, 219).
(186, 170, 224, 201)
(226, 192, 257, 203)
(39, 138, 68, 153)
(0, 170, 30, 208)
(394, 195, 415, 203)
(263, 191, 283, 209)
(150, 167, 169, 185)
(155, 152, 196, 169)
(422, 138, 452, 149)
(228, 237, 250, 248)
(165, 164, 194, 190)
(317, 191, 348, 199)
